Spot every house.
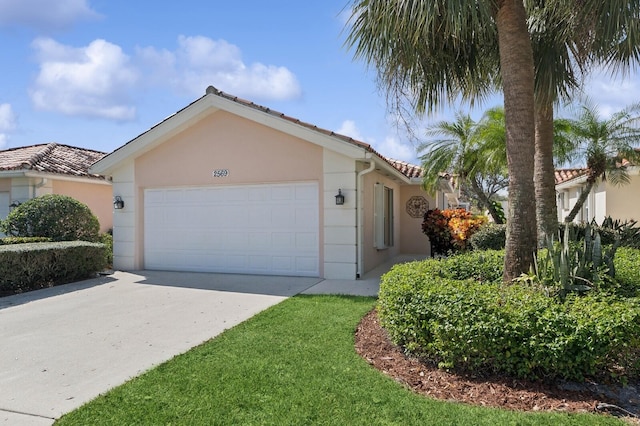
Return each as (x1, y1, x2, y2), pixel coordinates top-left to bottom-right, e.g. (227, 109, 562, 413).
(555, 166, 640, 224)
(91, 86, 456, 279)
(0, 143, 113, 232)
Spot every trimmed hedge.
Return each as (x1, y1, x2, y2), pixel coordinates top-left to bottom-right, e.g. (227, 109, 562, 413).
(469, 224, 506, 251)
(0, 241, 107, 296)
(378, 251, 640, 382)
(0, 236, 51, 245)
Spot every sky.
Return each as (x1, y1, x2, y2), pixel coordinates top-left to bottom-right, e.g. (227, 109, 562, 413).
(0, 0, 639, 166)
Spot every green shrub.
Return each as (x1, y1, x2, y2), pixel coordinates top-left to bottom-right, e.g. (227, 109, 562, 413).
(434, 249, 504, 282)
(0, 241, 107, 296)
(613, 247, 640, 297)
(0, 236, 51, 245)
(378, 252, 640, 382)
(469, 224, 507, 250)
(100, 232, 113, 267)
(0, 194, 100, 242)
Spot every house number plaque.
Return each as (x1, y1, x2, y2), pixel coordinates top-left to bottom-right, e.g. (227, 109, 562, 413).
(212, 169, 229, 178)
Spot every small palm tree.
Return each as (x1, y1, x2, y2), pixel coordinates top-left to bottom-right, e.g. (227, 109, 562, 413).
(419, 109, 508, 224)
(564, 102, 640, 222)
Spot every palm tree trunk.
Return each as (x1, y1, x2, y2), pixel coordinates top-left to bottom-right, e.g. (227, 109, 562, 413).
(564, 181, 594, 223)
(469, 176, 504, 224)
(534, 102, 559, 246)
(496, 0, 537, 282)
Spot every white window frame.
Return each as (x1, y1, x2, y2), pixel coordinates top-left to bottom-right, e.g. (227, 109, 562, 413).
(374, 183, 394, 249)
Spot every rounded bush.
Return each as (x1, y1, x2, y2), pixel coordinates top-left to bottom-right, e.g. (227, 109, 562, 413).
(0, 194, 100, 242)
(469, 224, 506, 250)
(378, 252, 640, 382)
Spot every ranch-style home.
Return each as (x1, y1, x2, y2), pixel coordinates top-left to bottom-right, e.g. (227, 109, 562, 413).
(91, 86, 457, 280)
(555, 166, 640, 224)
(0, 143, 112, 232)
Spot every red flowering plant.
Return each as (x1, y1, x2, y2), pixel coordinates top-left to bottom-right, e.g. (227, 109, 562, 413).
(421, 208, 454, 255)
(422, 208, 486, 256)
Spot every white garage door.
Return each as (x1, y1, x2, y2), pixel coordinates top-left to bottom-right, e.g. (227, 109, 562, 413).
(144, 182, 319, 276)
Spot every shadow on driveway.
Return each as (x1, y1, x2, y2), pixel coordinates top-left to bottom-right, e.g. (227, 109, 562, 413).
(130, 270, 323, 297)
(0, 275, 117, 311)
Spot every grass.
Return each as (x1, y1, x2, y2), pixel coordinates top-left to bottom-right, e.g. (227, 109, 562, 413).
(56, 295, 623, 425)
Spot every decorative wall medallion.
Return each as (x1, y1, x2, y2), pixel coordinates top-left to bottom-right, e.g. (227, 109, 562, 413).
(406, 196, 429, 218)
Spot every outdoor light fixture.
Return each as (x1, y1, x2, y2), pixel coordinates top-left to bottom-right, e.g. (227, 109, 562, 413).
(113, 196, 125, 210)
(335, 189, 345, 205)
(9, 200, 20, 209)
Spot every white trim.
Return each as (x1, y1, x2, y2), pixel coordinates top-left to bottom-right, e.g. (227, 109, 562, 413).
(556, 175, 587, 190)
(0, 170, 110, 185)
(92, 93, 372, 175)
(91, 91, 418, 185)
(357, 159, 375, 277)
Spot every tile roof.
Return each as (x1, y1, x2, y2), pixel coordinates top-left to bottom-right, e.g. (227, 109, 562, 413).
(386, 158, 423, 178)
(0, 143, 107, 180)
(108, 86, 424, 181)
(555, 168, 587, 185)
(205, 87, 425, 179)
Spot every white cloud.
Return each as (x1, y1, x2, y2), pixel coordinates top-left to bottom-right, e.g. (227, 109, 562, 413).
(0, 103, 17, 148)
(138, 35, 302, 101)
(0, 103, 17, 131)
(337, 119, 364, 141)
(0, 0, 99, 31)
(581, 68, 640, 118)
(338, 119, 418, 163)
(376, 135, 417, 163)
(29, 38, 138, 120)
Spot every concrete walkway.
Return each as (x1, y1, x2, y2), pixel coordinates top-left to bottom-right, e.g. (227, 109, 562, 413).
(0, 255, 421, 425)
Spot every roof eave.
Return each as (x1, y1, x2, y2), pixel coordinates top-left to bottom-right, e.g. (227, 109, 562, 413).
(92, 92, 373, 176)
(556, 174, 588, 190)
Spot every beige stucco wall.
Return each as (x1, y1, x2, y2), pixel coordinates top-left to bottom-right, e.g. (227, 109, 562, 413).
(52, 179, 113, 233)
(0, 179, 10, 192)
(135, 111, 323, 187)
(399, 185, 433, 256)
(129, 110, 325, 272)
(558, 173, 640, 224)
(603, 173, 640, 222)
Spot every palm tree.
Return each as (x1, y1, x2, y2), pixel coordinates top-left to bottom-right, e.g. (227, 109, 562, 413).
(563, 102, 640, 223)
(346, 0, 537, 281)
(418, 108, 507, 223)
(527, 0, 640, 246)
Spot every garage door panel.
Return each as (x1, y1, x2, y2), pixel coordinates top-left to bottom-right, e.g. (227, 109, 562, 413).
(144, 182, 319, 276)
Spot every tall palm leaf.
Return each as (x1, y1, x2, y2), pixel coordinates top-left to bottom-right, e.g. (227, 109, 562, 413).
(346, 0, 538, 281)
(564, 101, 640, 222)
(528, 0, 640, 244)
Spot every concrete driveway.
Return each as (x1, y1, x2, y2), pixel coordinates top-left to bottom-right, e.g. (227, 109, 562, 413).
(0, 271, 323, 425)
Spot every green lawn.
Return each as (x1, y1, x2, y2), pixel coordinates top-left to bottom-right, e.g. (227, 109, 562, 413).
(56, 295, 622, 425)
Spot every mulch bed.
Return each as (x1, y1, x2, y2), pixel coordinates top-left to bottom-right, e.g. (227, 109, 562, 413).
(354, 308, 639, 422)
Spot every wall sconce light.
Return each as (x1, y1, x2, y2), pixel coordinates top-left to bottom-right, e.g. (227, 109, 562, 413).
(9, 200, 20, 209)
(335, 189, 345, 205)
(113, 196, 125, 210)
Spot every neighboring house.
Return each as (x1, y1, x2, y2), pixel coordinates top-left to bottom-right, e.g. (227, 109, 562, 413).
(91, 86, 457, 280)
(555, 166, 640, 224)
(0, 143, 113, 232)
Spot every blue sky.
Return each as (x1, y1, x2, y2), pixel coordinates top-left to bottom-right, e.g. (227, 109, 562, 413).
(0, 0, 638, 165)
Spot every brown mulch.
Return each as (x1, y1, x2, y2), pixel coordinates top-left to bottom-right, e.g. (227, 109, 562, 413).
(354, 309, 639, 421)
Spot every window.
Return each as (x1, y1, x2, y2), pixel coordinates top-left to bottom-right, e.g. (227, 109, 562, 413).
(374, 183, 394, 249)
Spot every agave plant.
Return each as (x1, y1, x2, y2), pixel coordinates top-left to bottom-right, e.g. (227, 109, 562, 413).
(534, 222, 619, 298)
